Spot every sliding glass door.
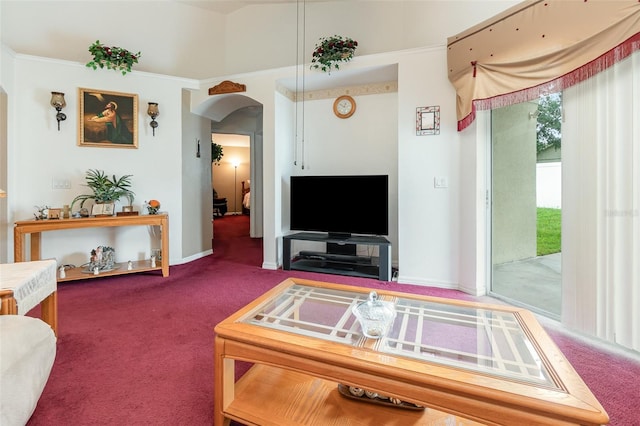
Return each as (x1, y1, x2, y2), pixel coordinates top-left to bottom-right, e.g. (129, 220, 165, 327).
(490, 95, 562, 319)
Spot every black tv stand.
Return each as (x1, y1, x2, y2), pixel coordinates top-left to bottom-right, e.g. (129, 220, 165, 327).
(298, 251, 372, 265)
(283, 232, 391, 281)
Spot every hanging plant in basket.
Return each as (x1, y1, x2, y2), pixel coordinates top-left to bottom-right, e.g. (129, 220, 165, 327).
(86, 40, 141, 75)
(310, 35, 358, 73)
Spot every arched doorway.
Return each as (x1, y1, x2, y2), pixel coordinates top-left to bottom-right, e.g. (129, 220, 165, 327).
(192, 94, 264, 240)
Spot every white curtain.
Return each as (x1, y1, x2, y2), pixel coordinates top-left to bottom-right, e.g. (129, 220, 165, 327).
(562, 51, 639, 352)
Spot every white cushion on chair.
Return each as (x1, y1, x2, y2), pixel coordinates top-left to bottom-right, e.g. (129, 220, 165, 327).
(0, 315, 56, 426)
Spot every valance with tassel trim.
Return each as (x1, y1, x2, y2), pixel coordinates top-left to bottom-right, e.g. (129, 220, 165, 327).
(447, 0, 640, 131)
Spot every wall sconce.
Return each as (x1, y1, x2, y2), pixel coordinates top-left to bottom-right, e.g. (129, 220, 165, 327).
(50, 92, 66, 131)
(147, 102, 159, 136)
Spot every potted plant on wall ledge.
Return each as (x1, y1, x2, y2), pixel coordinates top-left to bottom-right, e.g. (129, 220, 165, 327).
(212, 142, 224, 165)
(310, 35, 358, 74)
(86, 40, 141, 75)
(71, 169, 135, 215)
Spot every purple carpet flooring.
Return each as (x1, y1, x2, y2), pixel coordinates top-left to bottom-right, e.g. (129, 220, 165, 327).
(26, 214, 640, 425)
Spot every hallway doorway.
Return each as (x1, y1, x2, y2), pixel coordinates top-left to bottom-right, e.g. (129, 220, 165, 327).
(211, 134, 251, 217)
(200, 95, 264, 264)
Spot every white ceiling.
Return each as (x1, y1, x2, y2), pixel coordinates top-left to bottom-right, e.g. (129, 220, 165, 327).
(176, 0, 400, 92)
(212, 133, 251, 147)
(175, 0, 334, 15)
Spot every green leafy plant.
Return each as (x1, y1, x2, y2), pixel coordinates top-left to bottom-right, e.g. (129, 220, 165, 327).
(536, 93, 562, 153)
(71, 169, 135, 210)
(86, 40, 141, 75)
(311, 35, 358, 73)
(212, 142, 224, 165)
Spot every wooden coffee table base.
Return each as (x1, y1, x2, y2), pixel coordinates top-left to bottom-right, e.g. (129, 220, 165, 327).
(225, 364, 482, 426)
(214, 278, 608, 426)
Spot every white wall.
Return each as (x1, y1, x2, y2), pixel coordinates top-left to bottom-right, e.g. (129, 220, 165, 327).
(397, 47, 461, 287)
(181, 89, 214, 261)
(1, 0, 524, 294)
(3, 52, 200, 267)
(0, 45, 15, 264)
(0, 1, 226, 80)
(193, 46, 466, 290)
(188, 46, 472, 290)
(224, 1, 521, 76)
(536, 162, 562, 208)
(458, 114, 489, 296)
(288, 88, 399, 262)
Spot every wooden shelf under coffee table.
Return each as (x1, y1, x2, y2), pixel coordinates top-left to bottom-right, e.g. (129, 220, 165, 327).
(214, 278, 608, 425)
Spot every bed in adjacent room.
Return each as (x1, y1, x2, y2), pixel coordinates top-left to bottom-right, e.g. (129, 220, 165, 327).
(241, 180, 250, 215)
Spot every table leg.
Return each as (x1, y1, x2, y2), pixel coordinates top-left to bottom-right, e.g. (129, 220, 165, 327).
(30, 233, 42, 261)
(0, 291, 18, 315)
(161, 216, 169, 277)
(13, 229, 25, 262)
(214, 337, 233, 426)
(41, 291, 58, 337)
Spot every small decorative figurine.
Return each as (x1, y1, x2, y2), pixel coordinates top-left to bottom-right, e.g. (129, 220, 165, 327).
(33, 205, 50, 220)
(151, 255, 156, 268)
(127, 260, 133, 270)
(145, 199, 161, 215)
(59, 265, 66, 279)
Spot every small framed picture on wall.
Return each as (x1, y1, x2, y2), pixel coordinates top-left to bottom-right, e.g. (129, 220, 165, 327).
(416, 106, 440, 136)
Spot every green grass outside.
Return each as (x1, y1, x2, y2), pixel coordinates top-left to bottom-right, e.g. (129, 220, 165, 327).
(537, 208, 561, 256)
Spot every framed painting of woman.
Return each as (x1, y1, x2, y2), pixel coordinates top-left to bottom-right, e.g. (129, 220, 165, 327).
(79, 88, 138, 148)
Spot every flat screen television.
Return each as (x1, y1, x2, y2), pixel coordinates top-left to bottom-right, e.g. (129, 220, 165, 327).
(290, 175, 389, 238)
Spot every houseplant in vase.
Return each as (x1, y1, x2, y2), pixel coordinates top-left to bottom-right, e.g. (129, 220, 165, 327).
(86, 40, 141, 75)
(212, 142, 224, 165)
(71, 169, 135, 215)
(310, 35, 358, 73)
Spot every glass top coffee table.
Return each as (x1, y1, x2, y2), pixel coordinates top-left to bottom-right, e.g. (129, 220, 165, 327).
(214, 278, 608, 425)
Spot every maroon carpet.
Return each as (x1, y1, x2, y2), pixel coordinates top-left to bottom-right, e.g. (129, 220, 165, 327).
(26, 215, 640, 425)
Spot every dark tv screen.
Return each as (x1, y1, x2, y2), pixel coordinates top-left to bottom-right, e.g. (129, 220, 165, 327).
(290, 175, 389, 237)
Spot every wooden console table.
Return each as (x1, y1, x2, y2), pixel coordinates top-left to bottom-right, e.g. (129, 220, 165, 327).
(14, 214, 169, 281)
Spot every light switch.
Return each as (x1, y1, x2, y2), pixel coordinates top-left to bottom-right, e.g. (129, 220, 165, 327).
(52, 178, 71, 189)
(434, 176, 448, 189)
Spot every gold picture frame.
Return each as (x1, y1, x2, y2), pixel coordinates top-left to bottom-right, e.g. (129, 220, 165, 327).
(79, 88, 138, 148)
(91, 203, 115, 216)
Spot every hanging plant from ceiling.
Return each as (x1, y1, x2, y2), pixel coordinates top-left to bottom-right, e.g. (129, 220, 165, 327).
(310, 35, 358, 74)
(86, 40, 142, 76)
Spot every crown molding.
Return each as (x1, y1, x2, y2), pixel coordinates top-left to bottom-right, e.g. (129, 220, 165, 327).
(277, 81, 398, 102)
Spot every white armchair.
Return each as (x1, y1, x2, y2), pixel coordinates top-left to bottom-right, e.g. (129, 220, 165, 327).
(0, 315, 56, 425)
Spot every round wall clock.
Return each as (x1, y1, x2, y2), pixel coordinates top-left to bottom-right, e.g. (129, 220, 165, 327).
(333, 95, 356, 119)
